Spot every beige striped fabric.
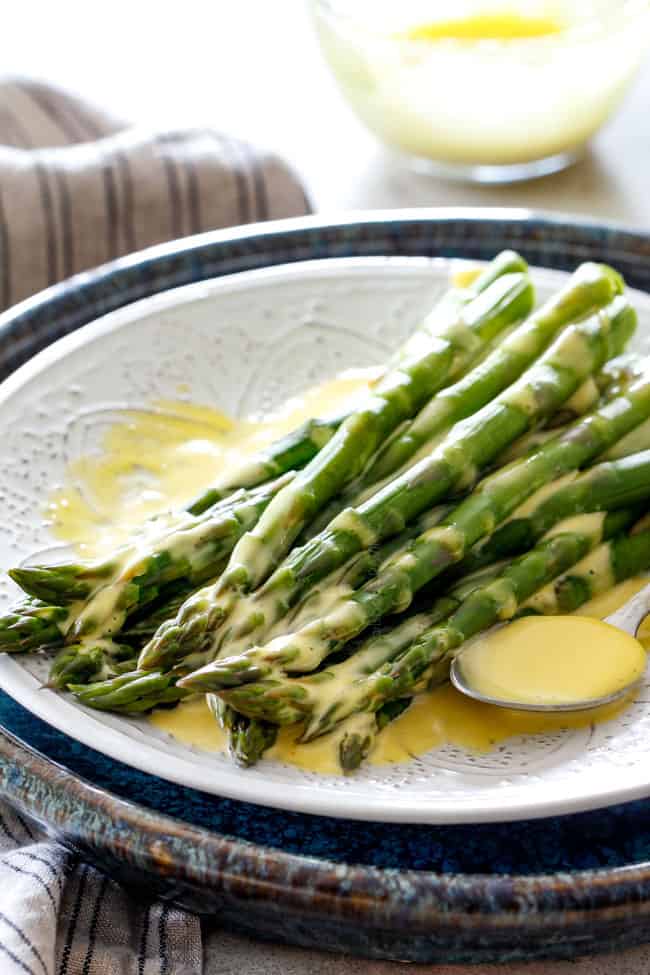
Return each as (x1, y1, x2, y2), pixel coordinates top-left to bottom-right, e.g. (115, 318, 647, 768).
(0, 78, 311, 310)
(0, 78, 313, 973)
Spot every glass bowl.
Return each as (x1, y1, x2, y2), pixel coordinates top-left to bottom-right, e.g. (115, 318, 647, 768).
(310, 0, 650, 183)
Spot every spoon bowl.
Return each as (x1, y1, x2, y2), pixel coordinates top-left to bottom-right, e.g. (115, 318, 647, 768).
(450, 582, 650, 713)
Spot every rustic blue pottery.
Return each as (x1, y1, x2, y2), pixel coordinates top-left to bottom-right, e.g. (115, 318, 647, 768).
(2, 210, 650, 964)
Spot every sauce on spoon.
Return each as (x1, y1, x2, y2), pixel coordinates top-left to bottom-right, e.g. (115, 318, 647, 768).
(451, 615, 647, 710)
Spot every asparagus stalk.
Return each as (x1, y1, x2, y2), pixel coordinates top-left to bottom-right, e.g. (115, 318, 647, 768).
(207, 694, 279, 767)
(302, 517, 650, 745)
(451, 448, 650, 579)
(187, 251, 529, 514)
(494, 355, 650, 467)
(338, 524, 650, 771)
(69, 666, 187, 711)
(170, 294, 636, 682)
(359, 263, 622, 486)
(0, 600, 69, 653)
(49, 638, 136, 688)
(8, 472, 294, 659)
(189, 273, 535, 595)
(520, 529, 650, 615)
(214, 507, 637, 726)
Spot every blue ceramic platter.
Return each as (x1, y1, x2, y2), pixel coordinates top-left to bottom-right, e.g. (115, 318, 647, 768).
(2, 210, 650, 964)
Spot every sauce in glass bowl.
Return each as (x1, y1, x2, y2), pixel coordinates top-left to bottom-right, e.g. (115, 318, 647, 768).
(311, 0, 650, 182)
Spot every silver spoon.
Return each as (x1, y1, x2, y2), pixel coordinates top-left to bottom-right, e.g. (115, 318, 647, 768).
(450, 582, 650, 713)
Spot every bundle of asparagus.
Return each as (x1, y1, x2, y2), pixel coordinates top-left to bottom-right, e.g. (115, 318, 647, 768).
(5, 252, 650, 774)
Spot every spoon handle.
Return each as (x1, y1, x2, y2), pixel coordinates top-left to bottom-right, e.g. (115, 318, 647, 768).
(604, 582, 650, 636)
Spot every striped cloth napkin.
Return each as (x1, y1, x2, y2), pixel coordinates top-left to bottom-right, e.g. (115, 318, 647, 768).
(0, 77, 311, 973)
(0, 77, 310, 310)
(0, 804, 202, 974)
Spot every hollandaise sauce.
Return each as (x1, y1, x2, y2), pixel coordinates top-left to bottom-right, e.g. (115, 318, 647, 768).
(454, 615, 646, 708)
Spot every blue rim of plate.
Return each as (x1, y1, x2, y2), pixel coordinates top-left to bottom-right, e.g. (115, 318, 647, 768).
(2, 208, 650, 962)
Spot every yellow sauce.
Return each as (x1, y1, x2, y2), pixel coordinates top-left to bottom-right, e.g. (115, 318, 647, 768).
(369, 683, 631, 764)
(46, 370, 378, 560)
(402, 12, 564, 43)
(455, 616, 646, 708)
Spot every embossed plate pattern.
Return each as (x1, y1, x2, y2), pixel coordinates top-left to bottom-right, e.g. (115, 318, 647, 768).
(1, 255, 650, 824)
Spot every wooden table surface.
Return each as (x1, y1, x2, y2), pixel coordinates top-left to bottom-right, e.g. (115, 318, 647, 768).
(5, 2, 650, 971)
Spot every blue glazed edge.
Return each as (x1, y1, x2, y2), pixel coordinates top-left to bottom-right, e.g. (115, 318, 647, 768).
(1, 208, 649, 381)
(5, 693, 650, 878)
(1, 209, 650, 962)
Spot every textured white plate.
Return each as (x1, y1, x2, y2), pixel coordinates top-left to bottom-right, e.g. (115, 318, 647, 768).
(1, 256, 650, 825)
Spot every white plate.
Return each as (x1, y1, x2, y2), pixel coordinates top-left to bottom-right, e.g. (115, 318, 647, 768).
(1, 256, 650, 825)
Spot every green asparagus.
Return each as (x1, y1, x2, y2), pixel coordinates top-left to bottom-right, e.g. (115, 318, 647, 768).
(188, 250, 529, 514)
(12, 473, 295, 609)
(215, 508, 637, 726)
(302, 518, 650, 744)
(69, 666, 188, 712)
(338, 525, 650, 771)
(171, 294, 637, 683)
(49, 638, 136, 688)
(0, 600, 69, 653)
(451, 448, 650, 578)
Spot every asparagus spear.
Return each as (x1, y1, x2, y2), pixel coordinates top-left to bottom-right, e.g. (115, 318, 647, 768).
(9, 472, 293, 639)
(215, 507, 637, 725)
(0, 600, 69, 653)
(169, 294, 636, 681)
(450, 448, 650, 579)
(302, 517, 650, 745)
(338, 524, 650, 771)
(207, 694, 279, 767)
(49, 638, 136, 688)
(187, 273, 534, 597)
(358, 263, 623, 487)
(69, 666, 187, 711)
(187, 251, 529, 514)
(520, 529, 650, 615)
(494, 355, 650, 467)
